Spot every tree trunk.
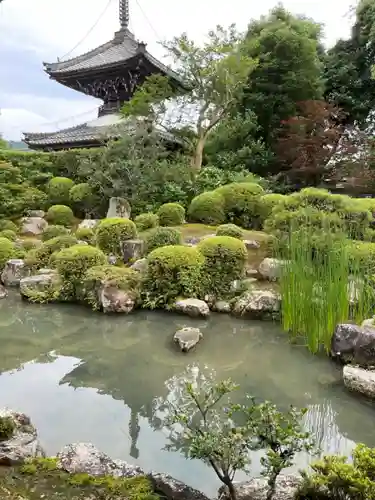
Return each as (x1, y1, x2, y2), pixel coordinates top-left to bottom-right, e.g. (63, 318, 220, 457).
(227, 481, 237, 500)
(191, 134, 207, 174)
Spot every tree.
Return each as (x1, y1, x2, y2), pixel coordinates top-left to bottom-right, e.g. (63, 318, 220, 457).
(122, 25, 258, 174)
(0, 136, 8, 149)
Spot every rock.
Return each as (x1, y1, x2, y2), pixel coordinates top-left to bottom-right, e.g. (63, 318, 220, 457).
(122, 239, 144, 264)
(174, 298, 210, 318)
(331, 323, 375, 366)
(1, 259, 28, 286)
(107, 254, 118, 265)
(37, 268, 57, 275)
(184, 236, 201, 246)
(20, 274, 60, 300)
(258, 258, 286, 281)
(232, 289, 281, 320)
(130, 258, 148, 273)
(28, 210, 45, 218)
(106, 197, 131, 219)
(99, 284, 136, 314)
(212, 300, 231, 313)
(343, 365, 375, 399)
(149, 472, 210, 500)
(218, 475, 300, 500)
(231, 278, 257, 292)
(244, 239, 261, 250)
(57, 443, 143, 477)
(0, 284, 7, 299)
(362, 318, 375, 328)
(0, 409, 45, 465)
(78, 219, 99, 230)
(245, 266, 259, 278)
(174, 327, 203, 352)
(20, 217, 48, 236)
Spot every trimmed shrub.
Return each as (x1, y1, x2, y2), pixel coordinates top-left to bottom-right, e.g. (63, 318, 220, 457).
(143, 245, 204, 307)
(47, 176, 74, 205)
(157, 203, 185, 226)
(215, 182, 264, 228)
(0, 237, 15, 270)
(0, 229, 17, 241)
(42, 225, 69, 242)
(257, 193, 286, 228)
(347, 241, 375, 274)
(188, 191, 225, 225)
(144, 227, 182, 254)
(0, 220, 17, 232)
(84, 265, 141, 310)
(54, 244, 106, 299)
(69, 182, 96, 217)
(46, 205, 74, 227)
(216, 223, 244, 239)
(134, 213, 159, 232)
(24, 234, 78, 270)
(197, 236, 247, 298)
(75, 226, 95, 244)
(0, 416, 15, 441)
(96, 218, 137, 256)
(19, 238, 41, 252)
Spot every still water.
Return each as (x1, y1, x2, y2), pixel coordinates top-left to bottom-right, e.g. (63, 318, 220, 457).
(0, 293, 374, 495)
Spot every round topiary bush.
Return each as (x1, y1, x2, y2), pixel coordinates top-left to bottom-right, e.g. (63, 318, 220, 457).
(214, 182, 264, 228)
(157, 203, 185, 226)
(96, 218, 137, 256)
(143, 245, 204, 307)
(0, 416, 15, 441)
(24, 234, 78, 270)
(144, 227, 182, 254)
(0, 220, 18, 233)
(42, 225, 69, 242)
(20, 238, 41, 252)
(46, 205, 74, 227)
(0, 237, 15, 270)
(257, 193, 286, 228)
(188, 191, 225, 225)
(69, 183, 95, 216)
(0, 229, 17, 241)
(197, 236, 247, 298)
(47, 177, 75, 205)
(54, 244, 107, 299)
(75, 226, 95, 244)
(134, 213, 159, 232)
(216, 223, 244, 239)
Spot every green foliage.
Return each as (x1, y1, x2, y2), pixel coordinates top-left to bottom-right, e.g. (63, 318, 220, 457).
(75, 227, 95, 244)
(257, 194, 286, 228)
(198, 236, 247, 298)
(143, 245, 204, 307)
(157, 203, 185, 226)
(0, 237, 15, 269)
(42, 225, 69, 242)
(24, 235, 78, 270)
(46, 205, 74, 227)
(188, 191, 226, 225)
(0, 220, 18, 232)
(134, 213, 159, 232)
(347, 241, 375, 275)
(216, 223, 244, 239)
(69, 182, 97, 217)
(47, 177, 75, 205)
(19, 238, 41, 252)
(0, 229, 17, 241)
(96, 218, 137, 256)
(215, 182, 264, 228)
(0, 181, 47, 220)
(0, 416, 15, 441)
(144, 226, 182, 254)
(296, 444, 375, 499)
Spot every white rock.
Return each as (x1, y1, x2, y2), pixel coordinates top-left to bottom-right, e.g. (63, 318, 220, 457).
(244, 239, 261, 250)
(78, 219, 99, 230)
(130, 258, 148, 273)
(258, 258, 286, 281)
(343, 365, 375, 399)
(150, 473, 210, 500)
(28, 210, 45, 218)
(218, 475, 301, 500)
(106, 197, 131, 219)
(99, 284, 136, 314)
(174, 327, 203, 352)
(20, 216, 48, 236)
(1, 259, 28, 286)
(212, 300, 231, 313)
(232, 289, 281, 319)
(20, 274, 60, 300)
(174, 298, 210, 318)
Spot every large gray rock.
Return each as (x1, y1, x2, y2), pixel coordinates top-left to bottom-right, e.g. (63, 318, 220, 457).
(258, 258, 286, 281)
(149, 473, 210, 500)
(1, 259, 28, 286)
(174, 298, 210, 318)
(174, 327, 203, 352)
(232, 289, 281, 319)
(78, 219, 99, 230)
(218, 475, 301, 500)
(331, 323, 375, 366)
(0, 409, 45, 465)
(20, 273, 60, 301)
(122, 239, 144, 264)
(343, 365, 375, 399)
(130, 258, 148, 274)
(106, 197, 131, 219)
(28, 210, 45, 218)
(20, 216, 48, 236)
(99, 284, 136, 314)
(57, 443, 143, 478)
(212, 300, 231, 313)
(244, 239, 261, 250)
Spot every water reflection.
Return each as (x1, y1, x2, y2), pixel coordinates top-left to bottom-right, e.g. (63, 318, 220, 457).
(0, 293, 374, 495)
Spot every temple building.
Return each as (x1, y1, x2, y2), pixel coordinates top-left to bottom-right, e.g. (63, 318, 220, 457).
(23, 0, 182, 151)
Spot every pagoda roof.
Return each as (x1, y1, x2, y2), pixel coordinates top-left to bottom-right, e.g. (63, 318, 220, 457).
(43, 28, 182, 84)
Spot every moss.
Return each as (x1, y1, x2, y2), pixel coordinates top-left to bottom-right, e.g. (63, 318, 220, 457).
(216, 223, 244, 239)
(96, 218, 137, 256)
(188, 191, 225, 225)
(144, 226, 182, 254)
(215, 182, 264, 228)
(0, 237, 15, 269)
(134, 213, 159, 232)
(0, 229, 17, 241)
(46, 205, 74, 227)
(0, 416, 15, 441)
(157, 203, 185, 226)
(42, 225, 69, 241)
(75, 226, 95, 244)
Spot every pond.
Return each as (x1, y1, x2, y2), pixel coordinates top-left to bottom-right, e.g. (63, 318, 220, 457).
(0, 293, 374, 496)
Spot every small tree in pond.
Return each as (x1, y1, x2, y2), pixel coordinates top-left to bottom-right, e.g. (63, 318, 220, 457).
(122, 25, 258, 174)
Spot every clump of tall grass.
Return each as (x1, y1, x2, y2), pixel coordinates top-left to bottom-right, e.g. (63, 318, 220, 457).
(279, 223, 374, 354)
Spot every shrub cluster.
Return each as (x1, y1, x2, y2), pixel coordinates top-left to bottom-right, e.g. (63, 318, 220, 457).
(96, 218, 137, 256)
(46, 205, 74, 227)
(0, 220, 18, 233)
(134, 213, 159, 232)
(47, 177, 74, 205)
(75, 226, 95, 244)
(215, 182, 264, 229)
(144, 227, 182, 254)
(157, 203, 185, 226)
(216, 224, 244, 239)
(42, 225, 69, 241)
(0, 229, 17, 241)
(188, 191, 226, 225)
(0, 237, 15, 270)
(0, 416, 15, 441)
(25, 235, 78, 270)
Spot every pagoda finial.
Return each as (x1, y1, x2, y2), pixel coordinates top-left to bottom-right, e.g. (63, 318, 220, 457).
(119, 0, 130, 29)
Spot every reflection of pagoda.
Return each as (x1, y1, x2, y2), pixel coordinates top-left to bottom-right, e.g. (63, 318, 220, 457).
(23, 0, 182, 151)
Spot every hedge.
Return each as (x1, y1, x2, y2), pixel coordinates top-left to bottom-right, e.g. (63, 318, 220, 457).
(187, 191, 225, 225)
(157, 203, 185, 226)
(216, 223, 244, 239)
(96, 218, 137, 256)
(144, 227, 182, 254)
(46, 205, 74, 227)
(134, 213, 159, 232)
(214, 182, 264, 228)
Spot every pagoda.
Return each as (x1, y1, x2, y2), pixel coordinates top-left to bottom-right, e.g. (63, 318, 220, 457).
(23, 0, 182, 151)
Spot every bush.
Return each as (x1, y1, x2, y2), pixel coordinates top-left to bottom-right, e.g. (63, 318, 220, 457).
(42, 225, 69, 241)
(54, 244, 106, 299)
(20, 238, 41, 252)
(215, 182, 264, 228)
(96, 218, 137, 256)
(0, 416, 15, 441)
(143, 245, 204, 307)
(216, 224, 244, 239)
(197, 236, 247, 298)
(24, 235, 78, 270)
(0, 237, 15, 269)
(46, 205, 74, 227)
(144, 227, 182, 254)
(0, 229, 17, 241)
(75, 226, 95, 244)
(0, 220, 18, 232)
(84, 265, 141, 310)
(157, 203, 185, 226)
(47, 176, 74, 205)
(347, 241, 375, 274)
(188, 191, 226, 225)
(257, 193, 286, 228)
(69, 182, 96, 217)
(134, 213, 159, 232)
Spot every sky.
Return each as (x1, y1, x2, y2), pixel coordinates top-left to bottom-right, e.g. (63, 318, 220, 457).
(0, 0, 355, 140)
